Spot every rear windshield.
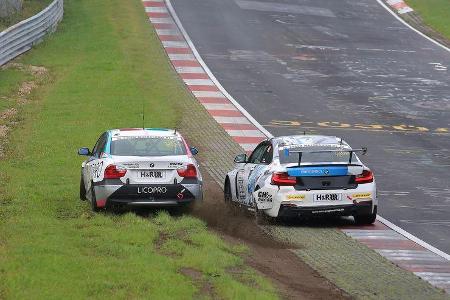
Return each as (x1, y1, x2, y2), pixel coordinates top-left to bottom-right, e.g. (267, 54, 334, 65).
(278, 146, 357, 164)
(111, 136, 186, 156)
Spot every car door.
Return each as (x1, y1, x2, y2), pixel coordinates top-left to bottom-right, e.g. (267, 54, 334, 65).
(84, 132, 108, 192)
(236, 142, 270, 206)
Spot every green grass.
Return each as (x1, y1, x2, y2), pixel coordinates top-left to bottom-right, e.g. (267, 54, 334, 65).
(406, 0, 450, 40)
(0, 0, 278, 298)
(0, 0, 53, 31)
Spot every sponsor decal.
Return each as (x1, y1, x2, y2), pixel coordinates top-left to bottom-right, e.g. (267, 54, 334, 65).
(237, 170, 246, 201)
(140, 170, 164, 178)
(177, 188, 186, 200)
(123, 162, 139, 168)
(257, 191, 272, 203)
(287, 194, 305, 200)
(169, 162, 183, 167)
(137, 186, 167, 194)
(350, 192, 371, 200)
(288, 166, 348, 177)
(314, 193, 341, 201)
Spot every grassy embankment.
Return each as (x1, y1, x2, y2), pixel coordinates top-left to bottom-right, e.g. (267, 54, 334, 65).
(0, 0, 277, 298)
(406, 0, 450, 40)
(0, 0, 53, 31)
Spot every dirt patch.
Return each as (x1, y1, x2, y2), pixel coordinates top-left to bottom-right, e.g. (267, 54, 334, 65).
(193, 170, 350, 300)
(226, 265, 259, 289)
(179, 267, 218, 299)
(153, 229, 201, 258)
(0, 62, 48, 158)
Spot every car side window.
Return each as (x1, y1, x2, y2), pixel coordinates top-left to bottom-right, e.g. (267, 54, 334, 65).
(92, 133, 107, 157)
(261, 144, 273, 164)
(248, 143, 268, 164)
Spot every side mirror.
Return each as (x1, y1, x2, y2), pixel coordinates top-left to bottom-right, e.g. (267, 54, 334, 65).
(78, 147, 91, 156)
(234, 153, 247, 163)
(190, 147, 199, 155)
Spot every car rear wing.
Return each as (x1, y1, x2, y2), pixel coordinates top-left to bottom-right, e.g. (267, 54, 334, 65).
(286, 147, 368, 165)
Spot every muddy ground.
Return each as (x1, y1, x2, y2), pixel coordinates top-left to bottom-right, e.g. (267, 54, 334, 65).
(191, 170, 350, 300)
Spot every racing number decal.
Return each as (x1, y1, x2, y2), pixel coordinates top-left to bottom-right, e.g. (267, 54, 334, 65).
(91, 161, 104, 179)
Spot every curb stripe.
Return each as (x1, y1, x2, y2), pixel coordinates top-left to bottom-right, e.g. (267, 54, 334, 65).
(386, 0, 413, 14)
(197, 97, 230, 104)
(158, 35, 184, 41)
(202, 103, 241, 110)
(153, 23, 176, 29)
(165, 47, 192, 54)
(183, 79, 215, 86)
(172, 60, 201, 67)
(192, 91, 225, 98)
(147, 12, 170, 18)
(188, 85, 219, 92)
(145, 6, 168, 13)
(168, 53, 196, 60)
(162, 41, 188, 48)
(176, 66, 205, 73)
(150, 17, 173, 24)
(179, 73, 209, 79)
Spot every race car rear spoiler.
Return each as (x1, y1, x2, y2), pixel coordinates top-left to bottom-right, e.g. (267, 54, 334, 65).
(286, 147, 367, 165)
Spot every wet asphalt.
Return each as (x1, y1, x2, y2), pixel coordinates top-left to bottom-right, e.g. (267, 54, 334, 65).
(170, 0, 450, 252)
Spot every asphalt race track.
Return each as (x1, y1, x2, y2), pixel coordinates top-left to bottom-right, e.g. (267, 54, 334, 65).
(170, 0, 450, 253)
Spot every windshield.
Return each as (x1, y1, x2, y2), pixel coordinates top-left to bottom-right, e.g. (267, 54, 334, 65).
(278, 145, 357, 164)
(110, 136, 186, 156)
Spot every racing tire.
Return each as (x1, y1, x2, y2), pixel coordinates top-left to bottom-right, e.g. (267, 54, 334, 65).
(252, 193, 273, 225)
(90, 183, 100, 212)
(224, 179, 232, 202)
(354, 206, 377, 225)
(80, 177, 87, 201)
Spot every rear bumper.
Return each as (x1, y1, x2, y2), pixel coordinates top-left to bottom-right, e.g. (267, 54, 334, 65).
(95, 183, 202, 207)
(278, 201, 373, 218)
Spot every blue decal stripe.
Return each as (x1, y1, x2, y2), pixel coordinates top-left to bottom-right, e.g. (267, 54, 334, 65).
(287, 166, 348, 177)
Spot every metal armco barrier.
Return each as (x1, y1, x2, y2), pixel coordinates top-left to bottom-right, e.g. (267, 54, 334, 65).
(0, 0, 63, 66)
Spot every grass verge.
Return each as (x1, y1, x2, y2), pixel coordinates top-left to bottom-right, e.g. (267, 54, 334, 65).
(0, 0, 278, 298)
(406, 0, 450, 40)
(0, 0, 53, 31)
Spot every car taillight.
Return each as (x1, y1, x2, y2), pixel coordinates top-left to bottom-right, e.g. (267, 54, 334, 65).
(271, 172, 296, 186)
(355, 170, 373, 184)
(104, 164, 127, 179)
(177, 164, 197, 179)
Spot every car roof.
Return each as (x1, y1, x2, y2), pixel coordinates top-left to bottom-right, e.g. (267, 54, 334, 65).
(273, 135, 350, 147)
(108, 128, 180, 138)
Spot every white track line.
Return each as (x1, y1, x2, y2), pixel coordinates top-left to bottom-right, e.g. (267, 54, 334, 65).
(377, 216, 450, 261)
(166, 0, 450, 261)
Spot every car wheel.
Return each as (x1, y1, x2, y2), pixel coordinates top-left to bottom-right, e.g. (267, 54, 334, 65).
(354, 206, 377, 225)
(80, 176, 87, 201)
(252, 193, 272, 225)
(224, 179, 232, 202)
(90, 183, 99, 212)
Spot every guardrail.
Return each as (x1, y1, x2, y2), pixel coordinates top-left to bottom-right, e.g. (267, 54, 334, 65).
(0, 0, 63, 66)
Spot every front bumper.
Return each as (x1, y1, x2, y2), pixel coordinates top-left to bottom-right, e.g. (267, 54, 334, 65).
(278, 201, 373, 218)
(94, 183, 202, 207)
